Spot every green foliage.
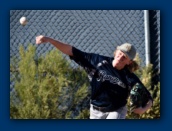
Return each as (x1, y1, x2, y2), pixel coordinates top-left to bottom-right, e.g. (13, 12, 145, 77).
(140, 82, 160, 119)
(10, 45, 90, 119)
(74, 109, 90, 119)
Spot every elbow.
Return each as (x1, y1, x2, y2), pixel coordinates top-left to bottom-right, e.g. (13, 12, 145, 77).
(62, 45, 73, 56)
(67, 45, 73, 56)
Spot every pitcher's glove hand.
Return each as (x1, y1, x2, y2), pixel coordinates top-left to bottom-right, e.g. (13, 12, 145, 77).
(129, 83, 151, 112)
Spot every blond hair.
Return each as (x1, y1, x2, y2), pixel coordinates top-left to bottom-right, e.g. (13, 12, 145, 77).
(126, 60, 139, 73)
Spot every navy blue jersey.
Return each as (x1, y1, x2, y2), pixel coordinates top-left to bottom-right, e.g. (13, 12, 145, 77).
(70, 47, 145, 109)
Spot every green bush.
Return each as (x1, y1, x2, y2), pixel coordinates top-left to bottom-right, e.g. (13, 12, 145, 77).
(10, 45, 90, 119)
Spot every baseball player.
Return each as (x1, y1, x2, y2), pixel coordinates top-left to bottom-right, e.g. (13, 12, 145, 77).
(35, 35, 153, 119)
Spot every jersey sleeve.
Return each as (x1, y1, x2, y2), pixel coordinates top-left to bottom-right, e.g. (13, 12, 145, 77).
(69, 47, 102, 70)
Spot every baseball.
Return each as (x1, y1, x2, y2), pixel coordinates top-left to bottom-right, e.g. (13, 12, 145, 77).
(19, 16, 27, 26)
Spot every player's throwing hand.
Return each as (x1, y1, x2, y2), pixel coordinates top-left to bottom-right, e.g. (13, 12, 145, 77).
(36, 35, 47, 44)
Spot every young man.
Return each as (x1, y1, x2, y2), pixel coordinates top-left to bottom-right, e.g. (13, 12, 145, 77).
(35, 35, 153, 119)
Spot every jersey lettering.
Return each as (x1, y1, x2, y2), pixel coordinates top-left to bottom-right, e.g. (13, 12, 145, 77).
(97, 70, 126, 88)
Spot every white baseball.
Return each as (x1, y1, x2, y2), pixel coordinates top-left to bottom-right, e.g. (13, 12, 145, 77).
(19, 16, 27, 26)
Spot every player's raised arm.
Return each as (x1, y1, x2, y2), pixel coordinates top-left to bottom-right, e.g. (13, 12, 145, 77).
(35, 35, 73, 56)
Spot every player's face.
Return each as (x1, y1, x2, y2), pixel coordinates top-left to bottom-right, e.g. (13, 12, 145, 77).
(112, 50, 131, 69)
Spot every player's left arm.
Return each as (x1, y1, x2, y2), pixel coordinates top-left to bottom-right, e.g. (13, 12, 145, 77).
(132, 99, 153, 114)
(128, 73, 153, 115)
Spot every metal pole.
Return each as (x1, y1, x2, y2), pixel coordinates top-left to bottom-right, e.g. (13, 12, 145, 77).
(144, 10, 150, 65)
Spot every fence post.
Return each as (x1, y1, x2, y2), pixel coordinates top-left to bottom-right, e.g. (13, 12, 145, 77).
(144, 10, 150, 65)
